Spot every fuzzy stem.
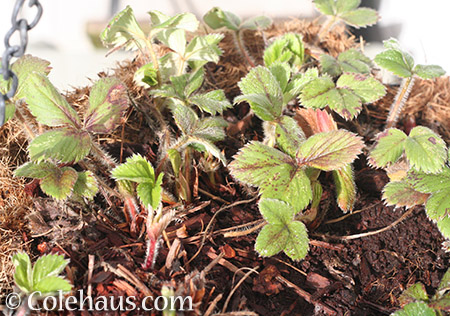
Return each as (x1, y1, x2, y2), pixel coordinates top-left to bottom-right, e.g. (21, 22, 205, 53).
(183, 146, 192, 202)
(234, 30, 255, 68)
(90, 141, 117, 170)
(318, 16, 337, 40)
(386, 76, 415, 129)
(145, 38, 162, 87)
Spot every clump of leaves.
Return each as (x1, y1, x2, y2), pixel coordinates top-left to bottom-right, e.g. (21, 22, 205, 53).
(374, 38, 446, 128)
(203, 7, 272, 67)
(13, 58, 127, 200)
(230, 64, 364, 260)
(392, 267, 450, 315)
(102, 6, 223, 87)
(13, 252, 72, 296)
(313, 0, 379, 38)
(369, 126, 450, 239)
(319, 48, 372, 77)
(299, 70, 386, 120)
(264, 33, 305, 72)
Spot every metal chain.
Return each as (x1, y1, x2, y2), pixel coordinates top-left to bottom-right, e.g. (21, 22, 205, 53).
(0, 0, 42, 127)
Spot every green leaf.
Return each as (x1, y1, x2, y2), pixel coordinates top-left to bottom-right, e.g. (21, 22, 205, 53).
(172, 103, 198, 135)
(33, 276, 72, 294)
(399, 283, 429, 306)
(184, 34, 224, 65)
(320, 54, 341, 77)
(240, 16, 272, 30)
(73, 171, 98, 200)
(229, 142, 311, 211)
(179, 135, 226, 165)
(408, 168, 450, 194)
(296, 130, 364, 171)
(149, 11, 198, 32)
(100, 6, 147, 51)
(28, 129, 91, 163)
(336, 0, 360, 13)
(333, 164, 356, 212)
(84, 77, 128, 133)
(40, 167, 78, 200)
(12, 253, 33, 293)
(339, 49, 372, 74)
(235, 66, 284, 121)
(157, 28, 186, 56)
(383, 181, 429, 208)
(404, 126, 447, 173)
(369, 128, 408, 169)
(374, 39, 415, 78)
(255, 199, 309, 261)
(425, 190, 450, 221)
(136, 172, 163, 209)
(134, 62, 159, 87)
(275, 115, 306, 158)
(414, 64, 446, 79)
(336, 73, 386, 103)
(437, 217, 450, 240)
(437, 268, 450, 296)
(203, 7, 241, 31)
(269, 63, 291, 93)
(12, 55, 51, 100)
(32, 254, 69, 286)
(189, 89, 232, 115)
(339, 8, 378, 28)
(25, 73, 81, 127)
(111, 154, 156, 184)
(168, 149, 182, 177)
(392, 301, 436, 316)
(193, 117, 228, 142)
(15, 161, 58, 179)
(264, 33, 304, 70)
(313, 0, 336, 15)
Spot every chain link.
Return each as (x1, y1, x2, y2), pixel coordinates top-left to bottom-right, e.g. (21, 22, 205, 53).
(0, 0, 42, 126)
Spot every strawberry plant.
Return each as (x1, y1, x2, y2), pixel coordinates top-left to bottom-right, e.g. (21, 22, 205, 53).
(319, 48, 372, 77)
(264, 33, 305, 72)
(313, 0, 379, 38)
(374, 38, 446, 128)
(203, 7, 272, 67)
(369, 126, 450, 239)
(392, 267, 450, 315)
(9, 57, 127, 201)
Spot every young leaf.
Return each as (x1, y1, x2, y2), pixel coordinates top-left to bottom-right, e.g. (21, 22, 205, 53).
(320, 49, 372, 76)
(157, 28, 186, 56)
(313, 0, 378, 28)
(404, 126, 447, 173)
(235, 66, 284, 121)
(275, 115, 306, 158)
(136, 173, 163, 209)
(255, 199, 309, 261)
(28, 129, 91, 163)
(193, 117, 227, 142)
(296, 130, 364, 171)
(264, 33, 305, 69)
(189, 89, 232, 115)
(229, 142, 312, 211)
(149, 11, 199, 33)
(24, 73, 81, 128)
(33, 276, 72, 294)
(333, 164, 356, 212)
(414, 64, 446, 80)
(382, 181, 429, 208)
(203, 7, 241, 31)
(134, 62, 159, 87)
(84, 77, 128, 134)
(368, 129, 408, 168)
(15, 161, 59, 179)
(100, 6, 147, 51)
(184, 34, 224, 67)
(240, 16, 272, 30)
(374, 38, 415, 78)
(111, 154, 156, 183)
(391, 301, 436, 316)
(12, 253, 33, 294)
(32, 254, 69, 286)
(40, 167, 79, 200)
(12, 55, 51, 100)
(73, 171, 98, 200)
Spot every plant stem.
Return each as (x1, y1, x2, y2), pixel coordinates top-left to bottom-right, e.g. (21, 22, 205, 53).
(145, 38, 162, 87)
(90, 141, 117, 170)
(234, 30, 255, 68)
(318, 16, 337, 40)
(386, 76, 415, 129)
